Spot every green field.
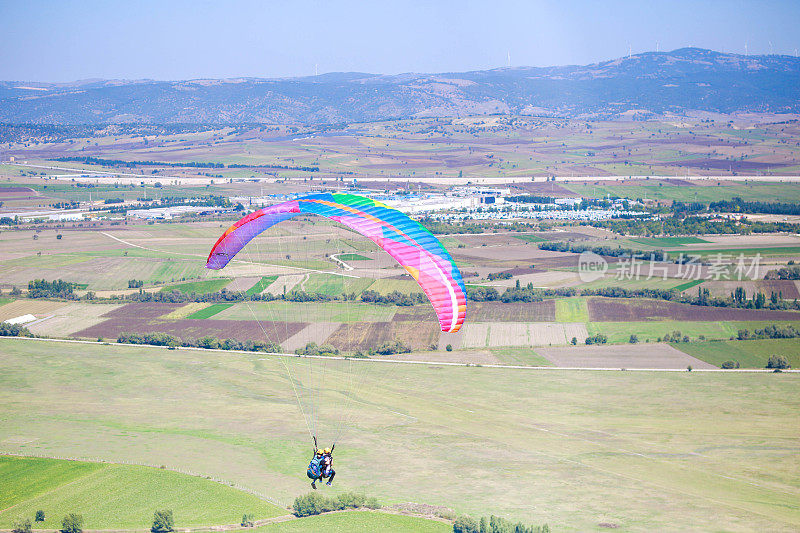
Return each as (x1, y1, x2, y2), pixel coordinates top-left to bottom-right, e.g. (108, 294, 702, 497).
(246, 276, 280, 295)
(673, 338, 800, 369)
(0, 338, 797, 531)
(254, 511, 450, 532)
(301, 274, 374, 296)
(630, 236, 709, 247)
(187, 303, 234, 319)
(672, 279, 705, 292)
(678, 246, 800, 258)
(0, 456, 283, 529)
(554, 297, 588, 322)
(488, 347, 553, 366)
(161, 278, 231, 294)
(587, 320, 800, 344)
(368, 277, 424, 294)
(213, 301, 397, 322)
(512, 234, 547, 243)
(565, 182, 800, 203)
(336, 253, 370, 261)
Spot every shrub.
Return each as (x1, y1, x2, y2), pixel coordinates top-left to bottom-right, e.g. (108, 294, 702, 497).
(585, 333, 607, 345)
(292, 493, 333, 517)
(453, 515, 479, 533)
(766, 355, 790, 369)
(12, 518, 32, 533)
(446, 344, 453, 352)
(61, 513, 83, 533)
(721, 360, 740, 369)
(35, 511, 45, 522)
(240, 514, 254, 527)
(292, 492, 379, 517)
(372, 340, 411, 355)
(151, 510, 174, 533)
(570, 336, 577, 345)
(629, 334, 638, 344)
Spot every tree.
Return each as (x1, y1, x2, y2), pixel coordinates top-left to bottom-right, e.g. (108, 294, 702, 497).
(35, 511, 45, 522)
(61, 513, 83, 533)
(446, 344, 453, 352)
(12, 518, 32, 533)
(766, 355, 790, 369)
(151, 510, 174, 533)
(453, 515, 479, 533)
(240, 514, 254, 527)
(629, 334, 638, 344)
(571, 336, 577, 345)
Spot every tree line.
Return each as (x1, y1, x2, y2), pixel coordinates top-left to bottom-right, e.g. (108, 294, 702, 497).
(117, 332, 280, 353)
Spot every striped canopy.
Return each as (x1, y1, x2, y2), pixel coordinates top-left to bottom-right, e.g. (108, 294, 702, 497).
(206, 193, 467, 332)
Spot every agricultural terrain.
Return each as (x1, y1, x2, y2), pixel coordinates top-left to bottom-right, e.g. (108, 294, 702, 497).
(0, 338, 797, 531)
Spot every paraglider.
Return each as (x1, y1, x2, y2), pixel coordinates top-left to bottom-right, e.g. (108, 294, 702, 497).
(206, 193, 467, 481)
(206, 193, 467, 332)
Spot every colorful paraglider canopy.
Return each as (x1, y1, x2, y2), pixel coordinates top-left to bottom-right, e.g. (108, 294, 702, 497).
(206, 193, 467, 332)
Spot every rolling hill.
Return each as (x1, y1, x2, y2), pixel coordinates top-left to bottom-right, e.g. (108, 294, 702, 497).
(1, 48, 798, 124)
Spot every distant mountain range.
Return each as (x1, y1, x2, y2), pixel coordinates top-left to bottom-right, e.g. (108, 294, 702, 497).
(1, 48, 798, 124)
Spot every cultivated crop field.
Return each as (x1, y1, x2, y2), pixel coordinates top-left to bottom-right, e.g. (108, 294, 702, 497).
(0, 338, 797, 531)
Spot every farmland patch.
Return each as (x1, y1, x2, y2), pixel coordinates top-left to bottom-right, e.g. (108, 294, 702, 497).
(537, 343, 716, 369)
(673, 338, 800, 369)
(72, 318, 304, 344)
(160, 278, 231, 294)
(187, 303, 234, 319)
(0, 299, 67, 322)
(587, 297, 800, 322)
(102, 302, 184, 319)
(468, 301, 555, 322)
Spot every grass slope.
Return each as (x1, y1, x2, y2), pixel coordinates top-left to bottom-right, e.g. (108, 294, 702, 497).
(0, 456, 284, 529)
(673, 339, 800, 368)
(554, 297, 588, 322)
(630, 236, 709, 247)
(187, 303, 235, 319)
(1, 338, 798, 531)
(160, 278, 231, 295)
(246, 276, 280, 296)
(336, 253, 370, 261)
(254, 511, 450, 532)
(587, 320, 800, 343)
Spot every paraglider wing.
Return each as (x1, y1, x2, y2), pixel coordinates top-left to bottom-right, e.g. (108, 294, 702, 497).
(206, 193, 467, 332)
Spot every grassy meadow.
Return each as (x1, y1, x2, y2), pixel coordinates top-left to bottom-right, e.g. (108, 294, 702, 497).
(673, 338, 800, 368)
(0, 456, 284, 529)
(0, 338, 797, 531)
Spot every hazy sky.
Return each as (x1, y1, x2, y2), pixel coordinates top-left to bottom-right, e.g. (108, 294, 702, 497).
(1, 0, 799, 81)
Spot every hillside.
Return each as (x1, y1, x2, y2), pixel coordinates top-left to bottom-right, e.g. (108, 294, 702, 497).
(1, 48, 799, 124)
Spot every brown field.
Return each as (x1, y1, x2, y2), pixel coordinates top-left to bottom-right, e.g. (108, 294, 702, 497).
(325, 321, 393, 351)
(692, 279, 800, 300)
(224, 276, 261, 292)
(587, 297, 800, 322)
(26, 302, 125, 337)
(324, 319, 440, 351)
(469, 301, 555, 322)
(102, 302, 185, 319)
(536, 343, 716, 369)
(460, 322, 588, 348)
(281, 322, 341, 351)
(0, 299, 67, 321)
(72, 318, 306, 343)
